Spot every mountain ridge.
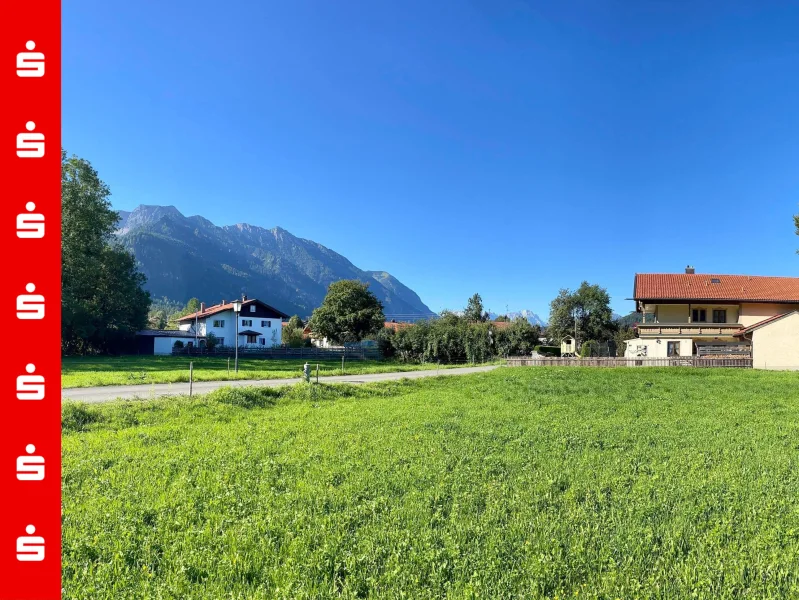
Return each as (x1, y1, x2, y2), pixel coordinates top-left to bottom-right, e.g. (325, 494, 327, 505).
(115, 205, 436, 319)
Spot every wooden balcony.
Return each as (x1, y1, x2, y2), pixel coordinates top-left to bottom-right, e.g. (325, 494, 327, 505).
(636, 323, 743, 337)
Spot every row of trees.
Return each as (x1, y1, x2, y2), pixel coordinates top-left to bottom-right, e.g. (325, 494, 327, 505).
(377, 312, 542, 363)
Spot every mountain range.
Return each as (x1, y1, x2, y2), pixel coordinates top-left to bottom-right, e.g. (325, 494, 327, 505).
(488, 310, 548, 327)
(115, 205, 437, 319)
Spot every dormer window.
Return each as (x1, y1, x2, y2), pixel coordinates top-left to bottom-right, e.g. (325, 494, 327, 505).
(710, 278, 721, 284)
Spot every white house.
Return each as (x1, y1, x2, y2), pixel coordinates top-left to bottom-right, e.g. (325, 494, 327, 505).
(177, 295, 289, 348)
(624, 268, 799, 368)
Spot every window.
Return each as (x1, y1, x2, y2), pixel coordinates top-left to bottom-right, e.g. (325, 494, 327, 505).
(692, 309, 706, 323)
(212, 319, 225, 328)
(242, 319, 252, 327)
(712, 309, 727, 323)
(250, 305, 256, 313)
(261, 320, 271, 327)
(667, 341, 680, 357)
(710, 278, 721, 284)
(246, 334, 257, 344)
(259, 337, 266, 345)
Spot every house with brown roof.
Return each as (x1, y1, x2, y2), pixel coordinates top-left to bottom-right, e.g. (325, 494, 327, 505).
(626, 266, 799, 369)
(177, 295, 289, 349)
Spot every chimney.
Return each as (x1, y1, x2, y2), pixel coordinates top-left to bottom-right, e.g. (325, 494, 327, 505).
(222, 299, 226, 305)
(200, 302, 205, 313)
(685, 265, 695, 274)
(242, 293, 247, 301)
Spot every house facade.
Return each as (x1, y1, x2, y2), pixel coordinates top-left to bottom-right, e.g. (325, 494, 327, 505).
(626, 268, 799, 368)
(177, 296, 289, 348)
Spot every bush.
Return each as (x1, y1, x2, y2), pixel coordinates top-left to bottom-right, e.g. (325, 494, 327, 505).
(173, 340, 184, 349)
(205, 332, 219, 350)
(534, 345, 561, 357)
(580, 340, 597, 357)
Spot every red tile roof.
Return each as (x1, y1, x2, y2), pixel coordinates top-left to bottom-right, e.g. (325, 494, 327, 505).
(177, 298, 289, 322)
(634, 273, 799, 303)
(384, 321, 412, 332)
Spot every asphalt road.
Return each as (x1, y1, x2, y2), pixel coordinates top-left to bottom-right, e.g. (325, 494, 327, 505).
(62, 365, 500, 404)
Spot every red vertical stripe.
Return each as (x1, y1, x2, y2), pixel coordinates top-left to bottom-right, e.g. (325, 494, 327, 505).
(0, 1, 62, 598)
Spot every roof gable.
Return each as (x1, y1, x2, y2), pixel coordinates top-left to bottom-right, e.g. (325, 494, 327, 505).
(634, 273, 799, 303)
(736, 311, 799, 335)
(177, 298, 289, 322)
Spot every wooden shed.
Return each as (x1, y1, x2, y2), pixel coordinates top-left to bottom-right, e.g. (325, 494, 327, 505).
(561, 335, 577, 357)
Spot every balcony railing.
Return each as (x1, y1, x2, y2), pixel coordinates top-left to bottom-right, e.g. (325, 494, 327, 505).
(636, 322, 743, 337)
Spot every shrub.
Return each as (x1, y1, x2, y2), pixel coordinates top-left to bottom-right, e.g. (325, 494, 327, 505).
(534, 345, 561, 357)
(173, 340, 184, 349)
(205, 332, 219, 350)
(580, 340, 597, 357)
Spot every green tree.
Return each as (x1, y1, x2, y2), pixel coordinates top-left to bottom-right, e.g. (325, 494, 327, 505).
(148, 309, 168, 330)
(464, 293, 487, 322)
(62, 150, 150, 353)
(310, 280, 385, 344)
(548, 282, 616, 346)
(286, 314, 305, 330)
(795, 210, 799, 251)
(205, 332, 219, 350)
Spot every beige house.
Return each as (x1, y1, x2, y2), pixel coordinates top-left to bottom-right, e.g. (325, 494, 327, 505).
(626, 268, 799, 369)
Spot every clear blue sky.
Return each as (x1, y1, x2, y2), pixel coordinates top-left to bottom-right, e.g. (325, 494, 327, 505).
(63, 1, 799, 318)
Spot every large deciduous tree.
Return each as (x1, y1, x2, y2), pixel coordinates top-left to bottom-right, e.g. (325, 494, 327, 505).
(62, 150, 150, 353)
(547, 282, 616, 346)
(310, 280, 385, 344)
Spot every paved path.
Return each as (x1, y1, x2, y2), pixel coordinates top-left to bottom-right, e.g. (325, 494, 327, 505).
(62, 365, 499, 404)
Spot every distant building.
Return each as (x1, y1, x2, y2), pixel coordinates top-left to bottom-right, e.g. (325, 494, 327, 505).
(177, 295, 289, 349)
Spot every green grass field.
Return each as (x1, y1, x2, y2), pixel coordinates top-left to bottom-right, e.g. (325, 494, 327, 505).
(63, 367, 799, 598)
(61, 355, 488, 388)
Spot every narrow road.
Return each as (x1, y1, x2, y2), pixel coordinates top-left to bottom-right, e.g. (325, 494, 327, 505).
(62, 365, 499, 404)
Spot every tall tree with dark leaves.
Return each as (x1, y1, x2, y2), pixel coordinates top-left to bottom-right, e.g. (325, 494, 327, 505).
(548, 282, 616, 345)
(464, 293, 488, 322)
(310, 280, 384, 344)
(62, 150, 150, 353)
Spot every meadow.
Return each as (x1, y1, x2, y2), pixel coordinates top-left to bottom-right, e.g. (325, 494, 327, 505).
(61, 355, 489, 388)
(63, 367, 799, 598)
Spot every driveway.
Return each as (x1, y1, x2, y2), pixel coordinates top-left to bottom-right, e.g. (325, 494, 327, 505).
(62, 365, 500, 404)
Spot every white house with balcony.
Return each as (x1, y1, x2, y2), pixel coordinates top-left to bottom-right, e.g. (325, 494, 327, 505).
(177, 295, 289, 348)
(625, 267, 799, 368)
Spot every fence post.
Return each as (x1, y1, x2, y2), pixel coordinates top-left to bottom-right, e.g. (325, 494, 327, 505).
(316, 363, 319, 384)
(227, 357, 230, 375)
(342, 355, 345, 375)
(189, 361, 193, 397)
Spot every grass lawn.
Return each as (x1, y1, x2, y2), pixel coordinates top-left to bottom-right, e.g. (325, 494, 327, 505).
(61, 355, 490, 388)
(63, 367, 799, 598)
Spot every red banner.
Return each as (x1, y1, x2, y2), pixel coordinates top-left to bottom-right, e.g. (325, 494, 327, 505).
(0, 1, 62, 598)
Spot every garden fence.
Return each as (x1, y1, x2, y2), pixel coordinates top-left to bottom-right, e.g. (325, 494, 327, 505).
(173, 346, 382, 360)
(507, 356, 753, 368)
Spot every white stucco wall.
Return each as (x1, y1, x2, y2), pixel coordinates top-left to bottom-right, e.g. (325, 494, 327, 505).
(739, 303, 798, 328)
(751, 312, 799, 370)
(624, 338, 693, 358)
(153, 337, 196, 355)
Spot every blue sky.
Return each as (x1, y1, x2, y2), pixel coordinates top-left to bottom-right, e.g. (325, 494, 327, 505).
(63, 0, 799, 318)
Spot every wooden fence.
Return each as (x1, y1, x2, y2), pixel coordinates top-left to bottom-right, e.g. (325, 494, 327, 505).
(173, 346, 382, 360)
(507, 356, 753, 368)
